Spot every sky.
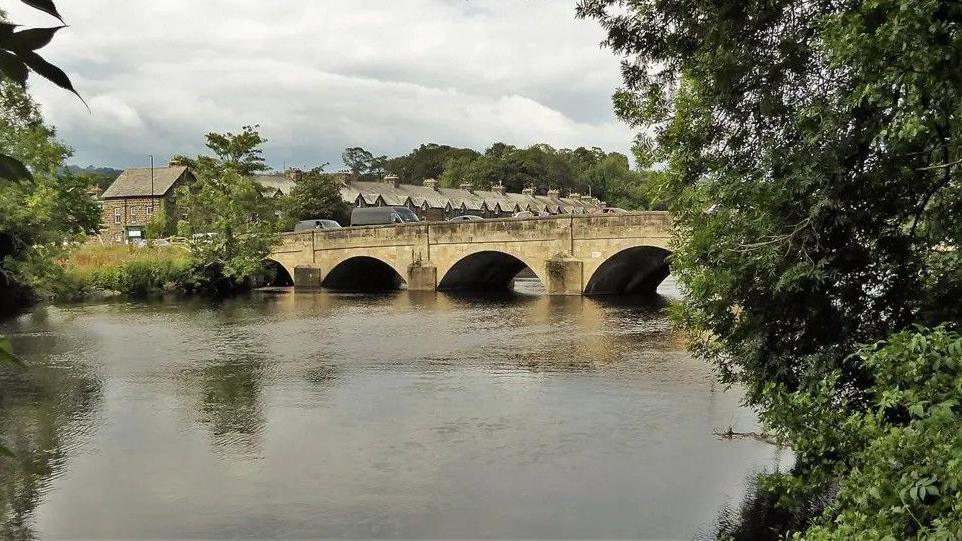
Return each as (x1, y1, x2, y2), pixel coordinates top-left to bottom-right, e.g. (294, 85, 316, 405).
(6, 1, 634, 171)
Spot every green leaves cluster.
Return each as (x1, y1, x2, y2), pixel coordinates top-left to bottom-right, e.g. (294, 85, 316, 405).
(277, 166, 349, 228)
(0, 0, 81, 180)
(793, 328, 962, 539)
(0, 80, 100, 313)
(580, 0, 962, 536)
(176, 126, 279, 293)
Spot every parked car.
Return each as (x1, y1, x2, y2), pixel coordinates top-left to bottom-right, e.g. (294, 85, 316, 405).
(601, 207, 628, 214)
(448, 215, 483, 221)
(293, 219, 341, 232)
(350, 206, 420, 226)
(512, 211, 535, 219)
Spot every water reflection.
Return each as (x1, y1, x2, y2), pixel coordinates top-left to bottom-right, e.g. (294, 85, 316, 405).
(0, 311, 102, 539)
(0, 282, 780, 539)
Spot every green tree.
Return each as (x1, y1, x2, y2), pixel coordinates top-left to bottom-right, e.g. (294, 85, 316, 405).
(176, 127, 278, 294)
(0, 80, 99, 312)
(384, 143, 479, 183)
(579, 0, 962, 535)
(279, 166, 350, 229)
(341, 146, 374, 180)
(438, 155, 478, 188)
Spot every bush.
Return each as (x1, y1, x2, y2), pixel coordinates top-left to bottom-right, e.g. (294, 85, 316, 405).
(781, 327, 962, 539)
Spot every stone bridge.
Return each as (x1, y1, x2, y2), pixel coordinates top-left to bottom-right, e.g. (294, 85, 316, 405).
(267, 212, 672, 295)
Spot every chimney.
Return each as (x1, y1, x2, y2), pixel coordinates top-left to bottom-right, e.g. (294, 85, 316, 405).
(423, 178, 439, 191)
(547, 188, 560, 199)
(493, 183, 506, 195)
(521, 187, 534, 196)
(288, 168, 303, 182)
(385, 174, 400, 188)
(459, 182, 474, 193)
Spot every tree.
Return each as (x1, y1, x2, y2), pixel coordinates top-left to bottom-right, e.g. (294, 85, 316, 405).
(384, 143, 480, 183)
(195, 125, 268, 178)
(279, 166, 350, 229)
(579, 0, 962, 535)
(341, 147, 374, 179)
(0, 80, 99, 312)
(176, 127, 278, 293)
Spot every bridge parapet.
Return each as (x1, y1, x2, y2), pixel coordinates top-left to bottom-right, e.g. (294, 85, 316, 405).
(270, 212, 672, 295)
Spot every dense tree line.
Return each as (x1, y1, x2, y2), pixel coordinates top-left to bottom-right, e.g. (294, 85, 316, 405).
(580, 0, 962, 538)
(338, 141, 667, 210)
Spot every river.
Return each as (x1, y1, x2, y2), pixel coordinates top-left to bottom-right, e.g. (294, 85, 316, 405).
(0, 278, 785, 539)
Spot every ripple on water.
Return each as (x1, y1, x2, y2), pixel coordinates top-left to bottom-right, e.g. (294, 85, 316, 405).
(0, 287, 783, 539)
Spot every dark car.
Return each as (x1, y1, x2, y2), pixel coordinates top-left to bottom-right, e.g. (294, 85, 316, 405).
(447, 215, 483, 221)
(350, 206, 420, 226)
(294, 219, 342, 232)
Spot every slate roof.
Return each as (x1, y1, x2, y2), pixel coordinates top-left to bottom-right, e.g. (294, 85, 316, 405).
(248, 175, 607, 215)
(255, 174, 296, 196)
(102, 166, 191, 198)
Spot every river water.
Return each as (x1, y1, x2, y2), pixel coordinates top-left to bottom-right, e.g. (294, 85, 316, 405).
(0, 278, 784, 539)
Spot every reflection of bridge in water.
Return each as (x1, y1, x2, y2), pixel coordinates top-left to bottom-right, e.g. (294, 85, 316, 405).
(268, 213, 671, 296)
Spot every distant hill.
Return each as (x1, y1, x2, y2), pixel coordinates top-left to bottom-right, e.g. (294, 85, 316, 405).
(64, 165, 123, 177)
(62, 165, 123, 193)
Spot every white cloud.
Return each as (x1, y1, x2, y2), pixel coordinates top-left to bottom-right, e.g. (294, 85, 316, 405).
(5, 0, 634, 169)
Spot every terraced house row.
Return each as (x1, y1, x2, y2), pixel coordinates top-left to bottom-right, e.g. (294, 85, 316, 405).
(99, 165, 609, 243)
(257, 171, 608, 222)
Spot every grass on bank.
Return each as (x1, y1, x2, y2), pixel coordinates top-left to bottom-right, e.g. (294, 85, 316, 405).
(58, 244, 192, 298)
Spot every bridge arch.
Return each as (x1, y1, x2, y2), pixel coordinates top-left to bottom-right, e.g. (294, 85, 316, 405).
(584, 245, 671, 296)
(437, 249, 548, 292)
(321, 255, 406, 291)
(263, 258, 295, 287)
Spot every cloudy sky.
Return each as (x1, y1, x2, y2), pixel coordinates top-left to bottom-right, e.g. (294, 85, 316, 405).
(7, 1, 633, 170)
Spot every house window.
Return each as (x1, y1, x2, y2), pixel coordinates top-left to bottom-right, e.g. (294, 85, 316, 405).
(145, 205, 154, 218)
(130, 207, 138, 221)
(113, 207, 122, 224)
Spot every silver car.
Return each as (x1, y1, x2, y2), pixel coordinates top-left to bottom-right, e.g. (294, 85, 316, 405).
(294, 219, 342, 232)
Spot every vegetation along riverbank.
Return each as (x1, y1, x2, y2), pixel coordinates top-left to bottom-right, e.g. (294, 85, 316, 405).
(580, 0, 962, 537)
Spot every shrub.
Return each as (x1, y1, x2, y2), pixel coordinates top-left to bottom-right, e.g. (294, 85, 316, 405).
(783, 327, 962, 539)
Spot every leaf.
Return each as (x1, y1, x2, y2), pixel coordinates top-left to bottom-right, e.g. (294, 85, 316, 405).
(0, 22, 19, 39)
(19, 0, 64, 22)
(0, 336, 25, 368)
(0, 153, 31, 181)
(17, 49, 87, 108)
(8, 26, 65, 52)
(0, 50, 29, 86)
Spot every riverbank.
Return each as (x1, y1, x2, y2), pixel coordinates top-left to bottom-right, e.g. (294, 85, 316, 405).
(57, 244, 192, 299)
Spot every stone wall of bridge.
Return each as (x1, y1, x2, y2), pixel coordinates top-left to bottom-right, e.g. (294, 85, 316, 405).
(268, 212, 672, 296)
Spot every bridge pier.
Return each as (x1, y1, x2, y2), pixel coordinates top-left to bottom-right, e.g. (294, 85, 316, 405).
(293, 264, 324, 288)
(407, 262, 437, 291)
(544, 255, 584, 296)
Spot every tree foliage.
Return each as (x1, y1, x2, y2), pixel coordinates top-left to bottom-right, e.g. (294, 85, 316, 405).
(341, 146, 387, 180)
(579, 0, 962, 536)
(0, 1, 82, 180)
(176, 126, 278, 293)
(0, 80, 99, 313)
(385, 143, 479, 184)
(791, 327, 962, 539)
(278, 166, 349, 229)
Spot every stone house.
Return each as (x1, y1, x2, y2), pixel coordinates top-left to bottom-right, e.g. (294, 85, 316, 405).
(100, 165, 196, 244)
